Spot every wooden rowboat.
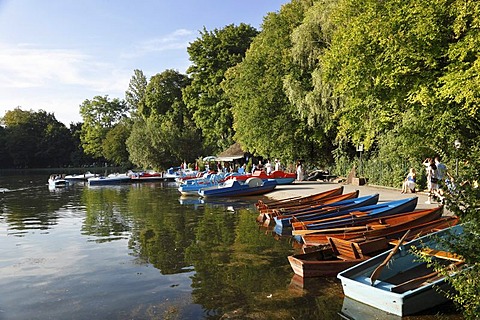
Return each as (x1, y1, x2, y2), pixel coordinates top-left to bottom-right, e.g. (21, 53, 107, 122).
(290, 197, 418, 237)
(255, 186, 343, 211)
(288, 237, 390, 277)
(262, 191, 361, 226)
(300, 207, 452, 247)
(274, 194, 379, 229)
(288, 216, 459, 278)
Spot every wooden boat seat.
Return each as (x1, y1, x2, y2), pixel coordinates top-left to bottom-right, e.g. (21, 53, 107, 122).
(419, 248, 464, 262)
(328, 237, 389, 260)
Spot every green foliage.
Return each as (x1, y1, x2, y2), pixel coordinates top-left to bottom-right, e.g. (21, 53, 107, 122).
(1, 108, 74, 168)
(102, 121, 132, 166)
(126, 69, 202, 169)
(183, 23, 259, 152)
(80, 95, 129, 159)
(224, 0, 325, 164)
(125, 69, 147, 117)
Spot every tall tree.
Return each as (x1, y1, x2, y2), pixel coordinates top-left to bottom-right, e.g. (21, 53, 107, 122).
(223, 0, 319, 163)
(125, 69, 147, 118)
(183, 23, 259, 152)
(127, 70, 202, 169)
(79, 95, 129, 159)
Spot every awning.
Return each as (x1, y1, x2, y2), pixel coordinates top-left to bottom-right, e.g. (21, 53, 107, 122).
(215, 155, 244, 162)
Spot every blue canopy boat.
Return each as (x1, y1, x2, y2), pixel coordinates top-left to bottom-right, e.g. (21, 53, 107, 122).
(198, 178, 277, 198)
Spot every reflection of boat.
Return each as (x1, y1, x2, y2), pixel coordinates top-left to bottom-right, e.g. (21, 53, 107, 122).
(339, 296, 402, 320)
(64, 172, 96, 181)
(48, 174, 69, 188)
(87, 173, 131, 186)
(337, 225, 464, 317)
(198, 178, 277, 198)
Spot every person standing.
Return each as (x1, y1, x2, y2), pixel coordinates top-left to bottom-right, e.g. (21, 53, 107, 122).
(423, 158, 438, 204)
(434, 156, 453, 202)
(265, 160, 272, 175)
(296, 161, 304, 181)
(274, 159, 281, 171)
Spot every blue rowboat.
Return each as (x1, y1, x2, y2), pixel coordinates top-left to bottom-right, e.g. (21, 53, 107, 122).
(337, 225, 464, 316)
(274, 194, 380, 229)
(288, 197, 418, 238)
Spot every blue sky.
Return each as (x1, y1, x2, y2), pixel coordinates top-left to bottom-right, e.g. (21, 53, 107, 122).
(0, 0, 287, 126)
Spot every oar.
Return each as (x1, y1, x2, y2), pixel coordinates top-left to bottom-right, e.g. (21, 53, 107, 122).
(369, 229, 410, 286)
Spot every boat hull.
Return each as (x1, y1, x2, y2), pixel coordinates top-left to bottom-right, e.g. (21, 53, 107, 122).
(199, 179, 277, 198)
(337, 225, 463, 316)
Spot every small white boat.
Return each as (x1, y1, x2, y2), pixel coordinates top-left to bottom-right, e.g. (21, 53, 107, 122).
(337, 225, 464, 316)
(48, 174, 69, 188)
(87, 173, 131, 186)
(64, 171, 96, 182)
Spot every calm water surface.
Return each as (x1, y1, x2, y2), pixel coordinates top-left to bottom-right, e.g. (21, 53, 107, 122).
(0, 174, 462, 319)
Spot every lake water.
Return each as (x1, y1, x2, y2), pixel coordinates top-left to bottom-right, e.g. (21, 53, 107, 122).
(0, 174, 462, 320)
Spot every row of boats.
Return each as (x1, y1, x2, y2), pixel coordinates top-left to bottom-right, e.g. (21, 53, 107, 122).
(48, 168, 199, 188)
(255, 186, 465, 317)
(176, 170, 296, 197)
(49, 169, 296, 197)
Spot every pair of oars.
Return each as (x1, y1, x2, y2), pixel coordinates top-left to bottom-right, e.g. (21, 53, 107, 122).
(370, 229, 411, 285)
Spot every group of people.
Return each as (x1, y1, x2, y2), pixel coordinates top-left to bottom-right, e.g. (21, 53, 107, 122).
(401, 156, 453, 204)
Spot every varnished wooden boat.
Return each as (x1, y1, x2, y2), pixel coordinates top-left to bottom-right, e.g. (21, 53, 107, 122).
(255, 186, 343, 211)
(256, 187, 346, 223)
(288, 216, 459, 278)
(289, 237, 390, 277)
(262, 191, 361, 226)
(300, 207, 452, 247)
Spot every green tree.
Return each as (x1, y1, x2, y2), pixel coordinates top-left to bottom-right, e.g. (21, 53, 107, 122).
(223, 0, 321, 164)
(102, 121, 132, 167)
(125, 69, 147, 118)
(1, 108, 74, 168)
(127, 70, 202, 169)
(79, 95, 129, 159)
(183, 23, 259, 152)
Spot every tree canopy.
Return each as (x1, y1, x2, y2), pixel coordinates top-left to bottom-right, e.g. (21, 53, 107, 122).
(183, 23, 259, 153)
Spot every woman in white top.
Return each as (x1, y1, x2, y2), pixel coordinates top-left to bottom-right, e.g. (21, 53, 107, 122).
(296, 161, 304, 181)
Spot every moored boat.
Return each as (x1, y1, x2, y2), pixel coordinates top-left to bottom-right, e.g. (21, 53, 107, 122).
(64, 172, 96, 182)
(199, 178, 277, 198)
(274, 193, 378, 229)
(290, 197, 418, 237)
(288, 214, 458, 278)
(88, 173, 131, 186)
(337, 225, 465, 316)
(300, 206, 451, 247)
(129, 170, 165, 182)
(255, 186, 344, 211)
